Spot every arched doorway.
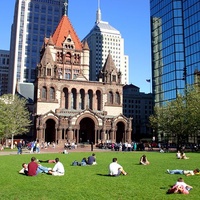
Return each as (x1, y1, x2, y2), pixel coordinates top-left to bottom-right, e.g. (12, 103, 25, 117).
(79, 118, 95, 143)
(116, 122, 125, 143)
(45, 119, 56, 143)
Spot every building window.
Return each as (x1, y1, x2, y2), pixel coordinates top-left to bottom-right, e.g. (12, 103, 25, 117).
(50, 87, 55, 100)
(115, 92, 120, 104)
(88, 90, 93, 110)
(47, 68, 51, 76)
(112, 75, 116, 82)
(108, 91, 113, 104)
(63, 88, 68, 109)
(42, 87, 47, 99)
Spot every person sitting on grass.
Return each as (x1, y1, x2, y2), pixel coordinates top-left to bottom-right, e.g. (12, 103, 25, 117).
(167, 177, 193, 194)
(109, 158, 127, 176)
(176, 151, 181, 159)
(48, 158, 65, 176)
(167, 168, 200, 176)
(87, 153, 97, 165)
(180, 151, 189, 159)
(139, 155, 150, 165)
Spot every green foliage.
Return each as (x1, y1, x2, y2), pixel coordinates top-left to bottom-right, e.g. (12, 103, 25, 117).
(149, 87, 200, 140)
(0, 151, 199, 200)
(0, 94, 31, 139)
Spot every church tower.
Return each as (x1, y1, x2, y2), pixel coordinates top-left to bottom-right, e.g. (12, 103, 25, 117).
(34, 1, 132, 145)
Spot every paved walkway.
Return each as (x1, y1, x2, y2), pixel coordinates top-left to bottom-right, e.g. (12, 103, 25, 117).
(0, 144, 110, 156)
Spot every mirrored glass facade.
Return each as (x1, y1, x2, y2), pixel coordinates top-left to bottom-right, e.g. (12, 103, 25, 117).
(150, 0, 200, 106)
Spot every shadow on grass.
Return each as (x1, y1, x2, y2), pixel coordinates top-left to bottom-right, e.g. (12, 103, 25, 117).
(96, 173, 112, 177)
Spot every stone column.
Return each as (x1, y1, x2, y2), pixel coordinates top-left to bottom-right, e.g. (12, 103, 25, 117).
(67, 117, 73, 140)
(110, 119, 115, 143)
(57, 128, 62, 144)
(77, 129, 79, 143)
(101, 118, 106, 143)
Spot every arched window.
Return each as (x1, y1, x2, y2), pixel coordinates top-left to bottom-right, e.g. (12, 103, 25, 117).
(66, 52, 71, 62)
(71, 88, 77, 109)
(88, 90, 93, 109)
(63, 88, 68, 109)
(42, 86, 47, 99)
(96, 90, 101, 111)
(115, 92, 120, 104)
(108, 91, 113, 104)
(50, 87, 55, 100)
(80, 89, 85, 110)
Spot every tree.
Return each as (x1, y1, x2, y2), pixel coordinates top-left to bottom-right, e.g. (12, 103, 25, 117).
(149, 87, 200, 144)
(0, 94, 31, 148)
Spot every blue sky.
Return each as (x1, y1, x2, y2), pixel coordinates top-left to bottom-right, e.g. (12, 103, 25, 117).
(0, 0, 151, 93)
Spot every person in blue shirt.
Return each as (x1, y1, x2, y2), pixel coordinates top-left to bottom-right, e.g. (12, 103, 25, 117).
(87, 153, 97, 165)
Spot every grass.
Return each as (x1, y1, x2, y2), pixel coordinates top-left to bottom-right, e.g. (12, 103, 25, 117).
(0, 151, 199, 200)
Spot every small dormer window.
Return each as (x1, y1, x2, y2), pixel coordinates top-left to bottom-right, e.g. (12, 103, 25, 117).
(47, 68, 51, 76)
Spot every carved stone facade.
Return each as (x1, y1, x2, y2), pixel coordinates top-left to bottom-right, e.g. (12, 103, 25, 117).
(34, 12, 132, 144)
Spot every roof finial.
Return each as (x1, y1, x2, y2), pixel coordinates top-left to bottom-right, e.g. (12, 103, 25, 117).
(98, 0, 100, 9)
(96, 0, 101, 24)
(64, 0, 68, 16)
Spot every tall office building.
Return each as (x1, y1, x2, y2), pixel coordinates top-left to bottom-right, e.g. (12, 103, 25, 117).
(83, 3, 129, 84)
(0, 50, 10, 96)
(8, 0, 65, 94)
(123, 84, 153, 140)
(150, 0, 200, 106)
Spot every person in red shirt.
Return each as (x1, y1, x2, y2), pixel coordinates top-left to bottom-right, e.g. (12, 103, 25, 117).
(28, 157, 38, 176)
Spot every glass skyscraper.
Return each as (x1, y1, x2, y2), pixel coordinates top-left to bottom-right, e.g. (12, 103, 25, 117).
(8, 0, 65, 94)
(150, 0, 200, 106)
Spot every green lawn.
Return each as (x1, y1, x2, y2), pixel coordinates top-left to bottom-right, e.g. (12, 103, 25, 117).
(0, 151, 199, 200)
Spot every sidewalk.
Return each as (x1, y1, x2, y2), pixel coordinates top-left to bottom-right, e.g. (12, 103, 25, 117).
(0, 144, 110, 156)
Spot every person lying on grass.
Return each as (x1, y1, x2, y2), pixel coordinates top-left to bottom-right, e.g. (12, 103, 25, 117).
(167, 168, 200, 176)
(109, 157, 127, 176)
(19, 162, 52, 175)
(37, 159, 56, 163)
(167, 177, 193, 194)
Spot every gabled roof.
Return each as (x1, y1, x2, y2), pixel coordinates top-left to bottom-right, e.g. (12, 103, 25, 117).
(52, 15, 82, 50)
(102, 52, 116, 73)
(41, 45, 54, 66)
(82, 40, 89, 50)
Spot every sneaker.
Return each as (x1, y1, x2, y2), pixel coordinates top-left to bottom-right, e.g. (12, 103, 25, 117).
(167, 169, 170, 174)
(48, 168, 52, 170)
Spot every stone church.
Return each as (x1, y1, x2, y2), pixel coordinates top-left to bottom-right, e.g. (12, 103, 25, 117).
(34, 6, 132, 145)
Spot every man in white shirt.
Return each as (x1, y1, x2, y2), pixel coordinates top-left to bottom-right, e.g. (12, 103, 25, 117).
(109, 158, 127, 176)
(48, 158, 65, 176)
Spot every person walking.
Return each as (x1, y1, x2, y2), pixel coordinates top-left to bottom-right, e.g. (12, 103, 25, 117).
(17, 140, 23, 154)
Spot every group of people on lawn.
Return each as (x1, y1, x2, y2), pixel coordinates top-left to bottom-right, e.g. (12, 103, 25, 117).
(139, 152, 198, 195)
(166, 150, 200, 194)
(19, 157, 65, 176)
(19, 150, 198, 195)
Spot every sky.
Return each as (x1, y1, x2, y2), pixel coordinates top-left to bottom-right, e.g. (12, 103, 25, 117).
(0, 0, 151, 93)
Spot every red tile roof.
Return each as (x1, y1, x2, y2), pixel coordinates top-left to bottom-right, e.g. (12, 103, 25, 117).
(52, 15, 82, 50)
